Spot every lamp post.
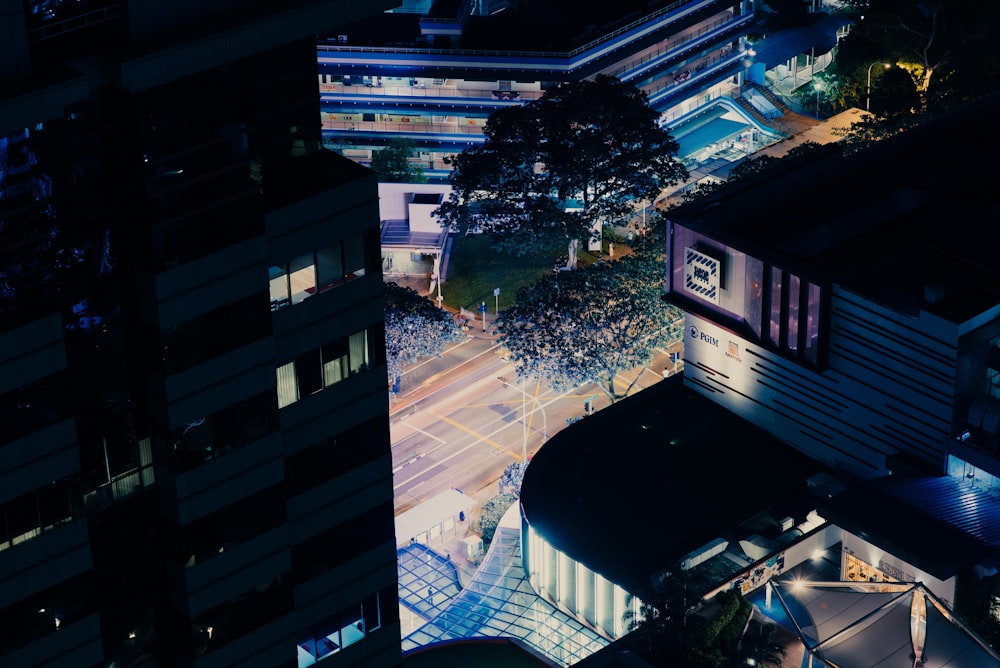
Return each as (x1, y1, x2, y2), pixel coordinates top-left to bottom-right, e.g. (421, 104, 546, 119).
(520, 379, 548, 463)
(866, 62, 890, 112)
(433, 254, 443, 307)
(813, 81, 823, 117)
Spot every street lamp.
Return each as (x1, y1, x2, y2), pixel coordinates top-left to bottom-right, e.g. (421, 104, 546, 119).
(433, 254, 443, 306)
(520, 378, 548, 463)
(813, 81, 823, 117)
(866, 62, 890, 112)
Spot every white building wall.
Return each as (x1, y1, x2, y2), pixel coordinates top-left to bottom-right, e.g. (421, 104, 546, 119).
(524, 522, 640, 639)
(376, 182, 453, 224)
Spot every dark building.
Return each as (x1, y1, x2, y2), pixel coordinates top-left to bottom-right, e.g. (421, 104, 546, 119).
(0, 1, 402, 666)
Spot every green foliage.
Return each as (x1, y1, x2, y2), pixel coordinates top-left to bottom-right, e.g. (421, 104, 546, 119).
(699, 590, 750, 649)
(497, 246, 683, 402)
(835, 0, 1000, 110)
(474, 493, 517, 546)
(727, 154, 779, 182)
(623, 587, 754, 668)
(439, 234, 567, 313)
(737, 619, 787, 667)
(832, 112, 922, 155)
(370, 138, 427, 183)
(384, 281, 462, 385)
(437, 75, 687, 254)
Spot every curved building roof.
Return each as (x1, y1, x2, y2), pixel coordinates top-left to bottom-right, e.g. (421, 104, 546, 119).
(519, 375, 829, 598)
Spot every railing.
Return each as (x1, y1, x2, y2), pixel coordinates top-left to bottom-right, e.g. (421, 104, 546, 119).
(320, 84, 544, 102)
(318, 0, 737, 61)
(27, 2, 125, 42)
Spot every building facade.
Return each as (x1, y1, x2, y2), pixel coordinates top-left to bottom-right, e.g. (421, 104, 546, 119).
(664, 123, 1000, 483)
(316, 0, 753, 176)
(0, 1, 401, 666)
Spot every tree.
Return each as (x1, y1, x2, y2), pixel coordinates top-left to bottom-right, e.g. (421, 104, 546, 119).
(436, 75, 687, 256)
(734, 620, 787, 668)
(496, 245, 683, 402)
(474, 492, 517, 546)
(369, 138, 427, 183)
(837, 0, 1000, 112)
(384, 281, 462, 390)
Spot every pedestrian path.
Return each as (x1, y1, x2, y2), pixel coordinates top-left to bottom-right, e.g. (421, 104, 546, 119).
(400, 525, 609, 667)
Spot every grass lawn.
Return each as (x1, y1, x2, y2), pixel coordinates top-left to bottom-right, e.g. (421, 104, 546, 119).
(441, 234, 601, 312)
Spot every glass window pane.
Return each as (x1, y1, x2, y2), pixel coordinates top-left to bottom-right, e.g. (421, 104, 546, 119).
(316, 244, 344, 291)
(348, 330, 369, 374)
(276, 363, 297, 408)
(296, 350, 322, 397)
(784, 274, 800, 352)
(804, 282, 821, 364)
(745, 257, 763, 339)
(322, 339, 349, 387)
(269, 265, 289, 310)
(289, 253, 315, 305)
(343, 234, 366, 279)
(768, 268, 782, 347)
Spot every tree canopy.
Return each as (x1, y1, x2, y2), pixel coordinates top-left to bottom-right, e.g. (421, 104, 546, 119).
(436, 75, 688, 254)
(384, 281, 462, 388)
(496, 240, 683, 402)
(370, 138, 427, 183)
(835, 0, 1000, 112)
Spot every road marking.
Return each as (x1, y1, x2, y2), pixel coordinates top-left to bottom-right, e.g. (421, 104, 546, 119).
(395, 423, 447, 445)
(433, 413, 514, 456)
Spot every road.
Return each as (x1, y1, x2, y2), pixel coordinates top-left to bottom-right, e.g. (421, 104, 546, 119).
(389, 334, 683, 514)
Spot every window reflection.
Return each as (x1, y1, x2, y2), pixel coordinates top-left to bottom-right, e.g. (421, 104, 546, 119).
(270, 233, 371, 312)
(784, 274, 800, 352)
(275, 328, 374, 409)
(768, 269, 782, 347)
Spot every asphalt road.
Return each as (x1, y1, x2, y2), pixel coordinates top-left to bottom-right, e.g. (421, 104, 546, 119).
(389, 334, 683, 514)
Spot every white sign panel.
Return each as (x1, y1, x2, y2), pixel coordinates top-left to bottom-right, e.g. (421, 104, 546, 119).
(683, 246, 721, 305)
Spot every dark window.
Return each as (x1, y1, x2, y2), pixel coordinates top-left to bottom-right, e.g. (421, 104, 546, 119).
(291, 503, 393, 583)
(285, 416, 388, 490)
(169, 485, 287, 568)
(295, 349, 322, 397)
(161, 292, 270, 375)
(166, 391, 278, 473)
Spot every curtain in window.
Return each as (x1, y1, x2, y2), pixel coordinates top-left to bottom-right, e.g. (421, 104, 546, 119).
(276, 362, 298, 408)
(139, 437, 155, 487)
(349, 330, 369, 374)
(322, 339, 349, 387)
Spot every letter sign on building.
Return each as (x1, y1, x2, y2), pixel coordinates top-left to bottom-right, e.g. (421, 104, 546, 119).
(683, 247, 721, 305)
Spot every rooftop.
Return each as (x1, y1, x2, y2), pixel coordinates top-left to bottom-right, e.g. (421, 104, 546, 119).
(818, 475, 1000, 580)
(325, 0, 679, 52)
(667, 93, 1000, 325)
(519, 375, 829, 599)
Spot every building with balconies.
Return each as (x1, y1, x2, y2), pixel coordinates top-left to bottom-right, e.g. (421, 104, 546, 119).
(316, 0, 755, 177)
(0, 1, 401, 666)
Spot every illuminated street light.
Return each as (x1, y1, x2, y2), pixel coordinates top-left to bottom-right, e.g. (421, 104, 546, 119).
(867, 62, 890, 112)
(812, 81, 825, 117)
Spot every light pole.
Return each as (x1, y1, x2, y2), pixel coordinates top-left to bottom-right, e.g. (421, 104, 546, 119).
(813, 81, 823, 117)
(433, 254, 443, 307)
(866, 62, 890, 112)
(520, 378, 548, 463)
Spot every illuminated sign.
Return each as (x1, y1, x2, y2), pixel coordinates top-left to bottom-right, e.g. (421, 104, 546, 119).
(683, 247, 721, 304)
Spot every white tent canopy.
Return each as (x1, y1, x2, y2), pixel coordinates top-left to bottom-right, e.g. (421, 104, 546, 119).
(771, 580, 1000, 668)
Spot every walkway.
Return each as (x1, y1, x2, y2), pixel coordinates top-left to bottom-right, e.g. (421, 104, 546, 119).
(399, 526, 610, 667)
